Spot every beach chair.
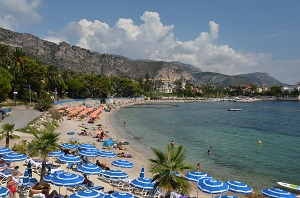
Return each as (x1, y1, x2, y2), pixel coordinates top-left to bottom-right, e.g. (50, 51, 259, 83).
(67, 185, 85, 193)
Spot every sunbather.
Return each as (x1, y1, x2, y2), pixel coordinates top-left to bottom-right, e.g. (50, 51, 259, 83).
(118, 152, 133, 158)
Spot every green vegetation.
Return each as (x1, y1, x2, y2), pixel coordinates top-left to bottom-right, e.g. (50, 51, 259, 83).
(0, 123, 20, 148)
(0, 43, 298, 104)
(29, 127, 60, 182)
(149, 144, 192, 197)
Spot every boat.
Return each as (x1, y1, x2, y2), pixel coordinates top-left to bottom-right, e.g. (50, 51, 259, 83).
(228, 108, 242, 111)
(277, 182, 300, 191)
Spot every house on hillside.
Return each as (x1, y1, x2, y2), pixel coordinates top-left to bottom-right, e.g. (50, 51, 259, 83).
(154, 78, 173, 93)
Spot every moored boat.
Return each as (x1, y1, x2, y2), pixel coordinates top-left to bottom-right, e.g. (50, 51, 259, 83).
(228, 108, 242, 111)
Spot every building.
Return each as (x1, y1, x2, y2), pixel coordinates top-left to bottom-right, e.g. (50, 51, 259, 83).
(154, 78, 173, 93)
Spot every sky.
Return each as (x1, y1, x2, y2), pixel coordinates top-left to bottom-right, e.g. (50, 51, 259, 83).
(0, 0, 299, 85)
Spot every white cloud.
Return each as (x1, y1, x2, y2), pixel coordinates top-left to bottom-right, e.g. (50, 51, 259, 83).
(44, 36, 65, 44)
(47, 11, 299, 84)
(0, 0, 43, 30)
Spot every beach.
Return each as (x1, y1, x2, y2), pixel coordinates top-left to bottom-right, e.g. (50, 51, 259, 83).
(0, 101, 246, 198)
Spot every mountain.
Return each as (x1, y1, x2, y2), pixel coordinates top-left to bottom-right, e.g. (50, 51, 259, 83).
(193, 72, 286, 87)
(0, 27, 286, 87)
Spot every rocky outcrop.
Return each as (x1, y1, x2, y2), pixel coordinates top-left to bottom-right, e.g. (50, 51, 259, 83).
(0, 27, 195, 83)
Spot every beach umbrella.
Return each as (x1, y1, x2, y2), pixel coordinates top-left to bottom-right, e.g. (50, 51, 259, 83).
(77, 163, 102, 175)
(44, 170, 64, 182)
(78, 150, 98, 158)
(111, 192, 138, 198)
(78, 143, 98, 150)
(1, 152, 27, 165)
(49, 150, 64, 157)
(103, 139, 114, 147)
(130, 177, 156, 191)
(215, 195, 239, 198)
(139, 165, 145, 178)
(60, 143, 78, 150)
(111, 159, 134, 169)
(0, 187, 10, 197)
(27, 162, 32, 177)
(51, 172, 84, 194)
(22, 169, 29, 186)
(262, 188, 295, 198)
(198, 179, 229, 195)
(58, 154, 82, 164)
(102, 170, 129, 180)
(226, 180, 253, 194)
(70, 189, 105, 198)
(0, 147, 12, 155)
(184, 171, 208, 182)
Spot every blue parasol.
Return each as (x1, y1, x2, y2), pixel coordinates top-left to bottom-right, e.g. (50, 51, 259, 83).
(111, 159, 134, 169)
(50, 172, 84, 187)
(77, 163, 102, 175)
(130, 177, 156, 191)
(226, 180, 253, 194)
(58, 154, 82, 164)
(0, 186, 10, 197)
(262, 188, 295, 198)
(111, 192, 138, 198)
(78, 150, 98, 158)
(139, 165, 145, 178)
(1, 152, 27, 165)
(48, 150, 64, 157)
(198, 179, 229, 194)
(0, 147, 12, 155)
(78, 144, 98, 150)
(102, 169, 128, 180)
(70, 189, 104, 198)
(60, 143, 78, 150)
(184, 171, 208, 182)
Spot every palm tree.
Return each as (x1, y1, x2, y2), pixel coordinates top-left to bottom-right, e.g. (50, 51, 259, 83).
(29, 127, 60, 182)
(149, 144, 192, 197)
(0, 123, 20, 148)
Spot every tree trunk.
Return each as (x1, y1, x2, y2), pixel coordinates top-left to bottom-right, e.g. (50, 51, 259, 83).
(40, 159, 47, 183)
(5, 137, 9, 148)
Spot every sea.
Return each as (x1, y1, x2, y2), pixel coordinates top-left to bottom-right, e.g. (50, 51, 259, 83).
(109, 100, 300, 192)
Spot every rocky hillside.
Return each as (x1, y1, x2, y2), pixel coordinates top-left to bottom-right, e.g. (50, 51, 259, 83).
(0, 27, 195, 83)
(0, 27, 286, 87)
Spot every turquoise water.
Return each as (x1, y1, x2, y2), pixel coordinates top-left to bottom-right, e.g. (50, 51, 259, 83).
(109, 101, 300, 191)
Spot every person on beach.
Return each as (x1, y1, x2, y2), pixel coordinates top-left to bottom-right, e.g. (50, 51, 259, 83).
(6, 176, 17, 198)
(170, 140, 175, 148)
(196, 163, 200, 172)
(118, 152, 133, 158)
(96, 160, 101, 167)
(12, 166, 23, 177)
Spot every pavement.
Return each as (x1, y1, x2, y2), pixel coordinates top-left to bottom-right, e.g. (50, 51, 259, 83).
(1, 107, 44, 130)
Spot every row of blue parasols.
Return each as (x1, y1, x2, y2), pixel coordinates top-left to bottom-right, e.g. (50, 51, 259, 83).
(181, 171, 296, 198)
(0, 145, 297, 198)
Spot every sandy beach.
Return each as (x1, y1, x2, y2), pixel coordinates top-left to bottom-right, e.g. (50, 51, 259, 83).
(0, 101, 242, 198)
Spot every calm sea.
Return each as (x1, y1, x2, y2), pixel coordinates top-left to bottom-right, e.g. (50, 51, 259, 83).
(109, 100, 300, 191)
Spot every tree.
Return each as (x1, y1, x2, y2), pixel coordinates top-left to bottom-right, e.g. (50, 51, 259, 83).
(149, 144, 192, 197)
(0, 123, 20, 148)
(0, 67, 13, 100)
(29, 127, 60, 182)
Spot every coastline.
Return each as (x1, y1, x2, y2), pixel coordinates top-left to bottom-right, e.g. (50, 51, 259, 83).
(0, 100, 250, 197)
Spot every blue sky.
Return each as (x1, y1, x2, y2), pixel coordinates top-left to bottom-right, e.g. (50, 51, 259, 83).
(1, 0, 299, 85)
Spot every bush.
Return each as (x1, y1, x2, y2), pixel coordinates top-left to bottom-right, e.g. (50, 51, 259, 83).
(48, 108, 62, 120)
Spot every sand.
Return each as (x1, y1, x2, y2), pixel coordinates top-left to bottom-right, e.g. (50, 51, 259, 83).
(0, 100, 240, 198)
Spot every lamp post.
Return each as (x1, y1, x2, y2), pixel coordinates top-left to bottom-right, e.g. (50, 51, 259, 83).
(28, 85, 31, 103)
(13, 91, 18, 106)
